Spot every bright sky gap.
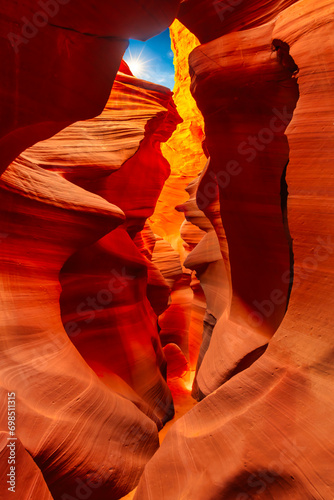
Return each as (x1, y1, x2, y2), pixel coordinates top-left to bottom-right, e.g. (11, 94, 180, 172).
(124, 29, 175, 90)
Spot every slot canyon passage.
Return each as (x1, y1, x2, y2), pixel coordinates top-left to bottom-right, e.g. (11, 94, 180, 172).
(0, 1, 334, 499)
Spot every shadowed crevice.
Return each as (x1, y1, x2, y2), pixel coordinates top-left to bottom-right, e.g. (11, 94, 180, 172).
(228, 344, 269, 380)
(280, 160, 295, 309)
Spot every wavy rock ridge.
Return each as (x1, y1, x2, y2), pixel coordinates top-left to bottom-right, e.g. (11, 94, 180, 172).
(0, 3, 183, 495)
(1, 1, 334, 499)
(136, 1, 334, 498)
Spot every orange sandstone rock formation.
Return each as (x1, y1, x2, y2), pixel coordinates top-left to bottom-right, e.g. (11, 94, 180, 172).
(0, 433, 53, 499)
(1, 1, 333, 499)
(21, 65, 182, 424)
(177, 172, 230, 396)
(0, 1, 181, 173)
(0, 156, 160, 499)
(135, 0, 334, 498)
(192, 22, 299, 392)
(152, 20, 207, 250)
(151, 20, 211, 377)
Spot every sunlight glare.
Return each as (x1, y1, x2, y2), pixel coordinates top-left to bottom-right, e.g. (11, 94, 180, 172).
(125, 47, 153, 79)
(129, 59, 144, 75)
(183, 371, 196, 392)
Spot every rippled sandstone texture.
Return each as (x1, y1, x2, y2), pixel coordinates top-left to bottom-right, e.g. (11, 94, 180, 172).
(0, 154, 161, 500)
(152, 19, 207, 250)
(1, 0, 333, 499)
(0, 432, 53, 499)
(0, 4, 184, 494)
(177, 171, 230, 396)
(0, 1, 180, 173)
(192, 23, 300, 391)
(135, 0, 334, 498)
(21, 66, 182, 427)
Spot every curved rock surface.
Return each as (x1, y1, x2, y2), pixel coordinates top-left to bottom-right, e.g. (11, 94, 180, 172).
(177, 171, 229, 387)
(0, 1, 180, 173)
(192, 20, 299, 393)
(178, 0, 298, 43)
(152, 19, 206, 248)
(21, 66, 182, 423)
(135, 0, 334, 498)
(1, 1, 333, 499)
(0, 432, 53, 499)
(152, 235, 191, 364)
(0, 156, 160, 499)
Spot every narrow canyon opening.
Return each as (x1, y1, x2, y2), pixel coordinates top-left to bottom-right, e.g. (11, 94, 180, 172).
(57, 23, 301, 498)
(1, 2, 333, 500)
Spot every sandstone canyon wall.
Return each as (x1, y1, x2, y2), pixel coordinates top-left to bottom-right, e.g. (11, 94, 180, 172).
(1, 0, 334, 499)
(151, 19, 207, 249)
(0, 1, 180, 172)
(0, 2, 184, 497)
(136, 0, 334, 498)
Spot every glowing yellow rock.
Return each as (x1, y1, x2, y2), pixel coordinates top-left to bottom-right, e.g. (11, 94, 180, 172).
(150, 20, 207, 253)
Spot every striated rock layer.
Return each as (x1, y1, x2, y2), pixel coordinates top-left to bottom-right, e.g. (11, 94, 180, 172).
(0, 41, 182, 499)
(152, 19, 211, 376)
(21, 65, 182, 425)
(1, 1, 333, 499)
(192, 20, 300, 393)
(0, 1, 180, 173)
(135, 0, 334, 498)
(177, 171, 230, 395)
(0, 432, 53, 499)
(0, 156, 160, 499)
(152, 19, 206, 251)
(178, 0, 299, 43)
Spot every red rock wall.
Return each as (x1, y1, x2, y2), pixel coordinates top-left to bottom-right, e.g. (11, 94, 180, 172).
(135, 0, 334, 498)
(178, 0, 299, 43)
(0, 4, 189, 499)
(0, 1, 180, 173)
(0, 156, 161, 499)
(192, 23, 300, 393)
(1, 1, 333, 499)
(177, 171, 230, 396)
(21, 67, 182, 425)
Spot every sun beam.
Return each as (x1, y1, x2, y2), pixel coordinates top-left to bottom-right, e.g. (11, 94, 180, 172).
(129, 59, 144, 75)
(125, 47, 154, 79)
